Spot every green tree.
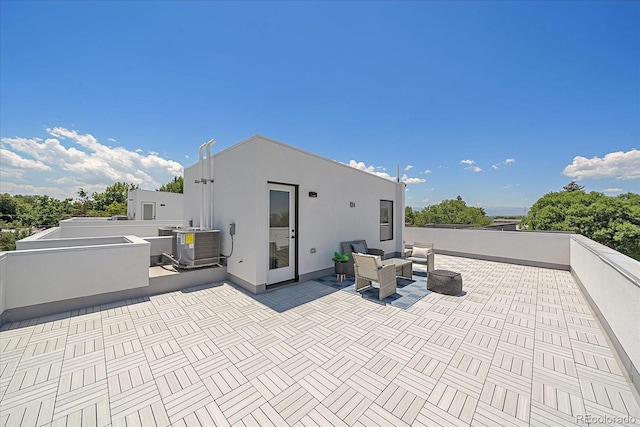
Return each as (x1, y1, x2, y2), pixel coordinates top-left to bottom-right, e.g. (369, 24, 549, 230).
(92, 182, 138, 212)
(563, 181, 585, 192)
(0, 193, 18, 222)
(523, 191, 640, 260)
(105, 201, 127, 216)
(71, 188, 95, 217)
(157, 176, 183, 193)
(405, 206, 415, 225)
(0, 229, 32, 251)
(412, 196, 492, 227)
(17, 195, 73, 227)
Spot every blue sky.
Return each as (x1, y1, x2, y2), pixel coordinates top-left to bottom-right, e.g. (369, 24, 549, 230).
(1, 1, 638, 215)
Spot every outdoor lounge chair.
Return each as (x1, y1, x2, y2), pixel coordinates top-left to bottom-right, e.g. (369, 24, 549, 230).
(406, 241, 435, 271)
(340, 240, 384, 277)
(352, 253, 397, 300)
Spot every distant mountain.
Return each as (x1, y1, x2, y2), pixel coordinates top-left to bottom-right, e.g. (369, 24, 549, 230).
(483, 206, 529, 217)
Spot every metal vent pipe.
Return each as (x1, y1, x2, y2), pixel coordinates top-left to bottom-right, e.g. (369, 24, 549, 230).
(198, 138, 215, 228)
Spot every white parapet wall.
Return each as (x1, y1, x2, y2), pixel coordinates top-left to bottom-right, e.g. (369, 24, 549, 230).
(18, 218, 184, 246)
(404, 227, 571, 269)
(0, 253, 6, 317)
(570, 235, 640, 392)
(1, 235, 150, 318)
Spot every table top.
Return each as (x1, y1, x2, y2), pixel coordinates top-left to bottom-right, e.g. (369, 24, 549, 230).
(383, 258, 412, 266)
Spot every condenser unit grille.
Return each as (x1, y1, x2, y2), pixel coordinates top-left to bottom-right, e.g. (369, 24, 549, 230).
(173, 229, 220, 269)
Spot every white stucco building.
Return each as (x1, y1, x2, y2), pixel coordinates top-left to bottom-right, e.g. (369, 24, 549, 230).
(127, 189, 183, 221)
(183, 135, 405, 293)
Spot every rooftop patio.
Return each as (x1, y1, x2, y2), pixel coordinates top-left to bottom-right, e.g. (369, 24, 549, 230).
(1, 255, 638, 426)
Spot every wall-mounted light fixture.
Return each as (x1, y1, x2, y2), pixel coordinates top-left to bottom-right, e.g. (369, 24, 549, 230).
(309, 191, 318, 198)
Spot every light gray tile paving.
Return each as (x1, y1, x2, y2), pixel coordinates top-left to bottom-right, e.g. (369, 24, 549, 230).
(1, 257, 639, 426)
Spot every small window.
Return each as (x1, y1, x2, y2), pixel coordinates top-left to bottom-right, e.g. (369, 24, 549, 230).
(380, 200, 393, 241)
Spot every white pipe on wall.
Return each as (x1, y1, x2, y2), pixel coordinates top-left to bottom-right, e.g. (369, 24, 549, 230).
(198, 141, 208, 228)
(206, 139, 215, 229)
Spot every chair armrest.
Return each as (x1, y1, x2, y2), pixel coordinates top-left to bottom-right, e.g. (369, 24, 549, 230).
(367, 248, 384, 257)
(379, 265, 397, 286)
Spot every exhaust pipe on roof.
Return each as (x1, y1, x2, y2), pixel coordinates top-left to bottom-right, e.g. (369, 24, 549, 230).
(197, 139, 214, 228)
(206, 139, 215, 229)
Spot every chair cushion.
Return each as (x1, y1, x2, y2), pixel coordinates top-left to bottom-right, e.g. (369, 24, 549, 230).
(412, 246, 432, 259)
(351, 242, 367, 254)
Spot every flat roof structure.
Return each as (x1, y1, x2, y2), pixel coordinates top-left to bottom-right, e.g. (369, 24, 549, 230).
(1, 255, 638, 426)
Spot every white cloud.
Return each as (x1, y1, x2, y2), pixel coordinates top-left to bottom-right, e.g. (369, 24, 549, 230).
(401, 174, 426, 184)
(466, 166, 482, 173)
(423, 169, 431, 174)
(1, 127, 184, 198)
(405, 165, 413, 171)
(562, 149, 640, 180)
(348, 160, 395, 180)
(0, 181, 75, 200)
(603, 188, 624, 193)
(0, 148, 51, 171)
(421, 198, 429, 203)
(460, 159, 475, 165)
(108, 138, 117, 143)
(493, 158, 515, 170)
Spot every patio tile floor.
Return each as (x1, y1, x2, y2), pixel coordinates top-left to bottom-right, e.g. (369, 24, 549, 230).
(1, 255, 638, 426)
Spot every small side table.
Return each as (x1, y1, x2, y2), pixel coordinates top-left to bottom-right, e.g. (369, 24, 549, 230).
(427, 269, 463, 295)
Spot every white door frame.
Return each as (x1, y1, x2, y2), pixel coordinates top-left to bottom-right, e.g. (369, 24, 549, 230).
(266, 183, 297, 286)
(141, 202, 156, 220)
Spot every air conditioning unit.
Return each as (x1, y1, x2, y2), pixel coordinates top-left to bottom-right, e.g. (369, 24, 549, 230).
(172, 228, 220, 269)
(158, 226, 182, 236)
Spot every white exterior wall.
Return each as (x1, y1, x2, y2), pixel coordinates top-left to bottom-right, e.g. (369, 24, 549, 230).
(183, 164, 201, 228)
(570, 235, 640, 388)
(0, 253, 6, 317)
(404, 227, 571, 268)
(127, 189, 183, 221)
(2, 236, 149, 311)
(183, 135, 404, 292)
(210, 141, 258, 288)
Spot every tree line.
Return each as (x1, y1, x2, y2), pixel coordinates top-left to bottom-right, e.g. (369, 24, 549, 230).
(521, 182, 640, 261)
(2, 178, 638, 260)
(404, 182, 640, 261)
(405, 196, 493, 227)
(0, 177, 183, 251)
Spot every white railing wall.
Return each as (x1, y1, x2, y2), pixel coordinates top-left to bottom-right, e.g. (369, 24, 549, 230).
(58, 219, 184, 239)
(1, 236, 149, 312)
(570, 235, 640, 391)
(0, 253, 6, 317)
(144, 236, 173, 266)
(20, 219, 185, 245)
(404, 227, 570, 269)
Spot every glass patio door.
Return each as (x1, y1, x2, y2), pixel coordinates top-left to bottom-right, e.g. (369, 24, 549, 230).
(267, 183, 296, 285)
